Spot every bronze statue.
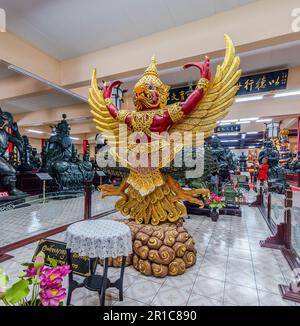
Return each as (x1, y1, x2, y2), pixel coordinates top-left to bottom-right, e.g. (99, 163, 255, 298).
(45, 114, 94, 190)
(0, 109, 25, 196)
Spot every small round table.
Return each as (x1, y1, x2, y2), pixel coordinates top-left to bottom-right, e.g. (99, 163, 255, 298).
(65, 219, 132, 306)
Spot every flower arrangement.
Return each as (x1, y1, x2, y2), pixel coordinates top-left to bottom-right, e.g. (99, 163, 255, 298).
(0, 252, 70, 306)
(205, 193, 226, 210)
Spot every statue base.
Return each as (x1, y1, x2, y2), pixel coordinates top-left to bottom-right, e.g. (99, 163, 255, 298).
(103, 220, 197, 277)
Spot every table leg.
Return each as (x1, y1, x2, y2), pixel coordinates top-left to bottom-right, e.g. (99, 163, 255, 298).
(100, 257, 109, 306)
(119, 256, 126, 301)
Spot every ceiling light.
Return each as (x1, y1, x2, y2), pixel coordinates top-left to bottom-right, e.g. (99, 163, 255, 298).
(246, 131, 259, 135)
(228, 147, 236, 149)
(220, 119, 238, 123)
(240, 117, 259, 121)
(241, 134, 246, 139)
(219, 122, 231, 126)
(27, 129, 44, 134)
(70, 137, 80, 140)
(274, 90, 300, 98)
(248, 146, 256, 149)
(235, 95, 263, 103)
(217, 132, 239, 136)
(221, 140, 239, 143)
(256, 119, 273, 122)
(239, 121, 251, 124)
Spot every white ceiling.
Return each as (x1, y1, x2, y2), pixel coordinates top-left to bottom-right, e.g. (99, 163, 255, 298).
(0, 90, 85, 113)
(1, 0, 257, 60)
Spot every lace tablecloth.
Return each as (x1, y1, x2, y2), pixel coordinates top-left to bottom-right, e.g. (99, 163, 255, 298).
(65, 219, 132, 259)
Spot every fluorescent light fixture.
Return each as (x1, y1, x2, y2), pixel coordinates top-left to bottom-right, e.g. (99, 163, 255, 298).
(228, 147, 236, 149)
(256, 119, 272, 122)
(246, 131, 259, 135)
(274, 90, 300, 98)
(219, 122, 231, 126)
(70, 137, 80, 141)
(239, 121, 251, 124)
(217, 132, 239, 136)
(248, 146, 256, 149)
(221, 140, 239, 143)
(8, 65, 88, 103)
(220, 119, 238, 123)
(27, 129, 44, 134)
(240, 117, 259, 121)
(241, 133, 246, 139)
(235, 95, 263, 103)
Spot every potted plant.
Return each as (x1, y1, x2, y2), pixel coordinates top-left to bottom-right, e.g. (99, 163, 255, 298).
(205, 193, 225, 222)
(0, 252, 70, 306)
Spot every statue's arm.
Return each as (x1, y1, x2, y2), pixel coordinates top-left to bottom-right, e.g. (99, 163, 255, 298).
(180, 57, 211, 115)
(101, 80, 132, 126)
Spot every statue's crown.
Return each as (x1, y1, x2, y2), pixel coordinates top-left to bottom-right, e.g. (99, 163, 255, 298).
(143, 56, 159, 79)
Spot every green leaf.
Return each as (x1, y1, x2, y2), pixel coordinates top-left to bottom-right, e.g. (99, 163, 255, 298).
(5, 280, 30, 305)
(47, 257, 57, 268)
(20, 263, 33, 267)
(0, 273, 9, 288)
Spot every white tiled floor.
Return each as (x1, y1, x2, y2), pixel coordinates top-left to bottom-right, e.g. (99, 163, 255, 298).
(0, 191, 115, 247)
(1, 205, 298, 306)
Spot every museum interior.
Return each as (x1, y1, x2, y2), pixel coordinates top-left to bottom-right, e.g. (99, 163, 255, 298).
(0, 0, 300, 308)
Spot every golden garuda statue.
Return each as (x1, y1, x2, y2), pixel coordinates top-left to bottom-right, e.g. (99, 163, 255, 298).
(89, 34, 241, 226)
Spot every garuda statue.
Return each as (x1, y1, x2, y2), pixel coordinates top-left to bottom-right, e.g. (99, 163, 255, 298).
(0, 109, 25, 196)
(90, 35, 241, 226)
(89, 35, 241, 276)
(45, 114, 94, 190)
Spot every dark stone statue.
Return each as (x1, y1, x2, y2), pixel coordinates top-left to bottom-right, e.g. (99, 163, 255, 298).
(31, 148, 41, 170)
(239, 152, 247, 172)
(18, 135, 33, 172)
(45, 114, 94, 190)
(258, 139, 288, 193)
(0, 109, 25, 196)
(285, 151, 300, 173)
(211, 136, 230, 181)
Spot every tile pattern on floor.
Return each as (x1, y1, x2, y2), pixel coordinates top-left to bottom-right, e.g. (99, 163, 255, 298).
(0, 192, 116, 247)
(0, 205, 297, 306)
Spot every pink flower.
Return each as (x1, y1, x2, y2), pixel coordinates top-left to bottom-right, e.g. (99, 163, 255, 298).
(40, 287, 67, 306)
(39, 268, 63, 289)
(210, 193, 216, 200)
(24, 266, 37, 277)
(57, 265, 71, 277)
(206, 199, 211, 204)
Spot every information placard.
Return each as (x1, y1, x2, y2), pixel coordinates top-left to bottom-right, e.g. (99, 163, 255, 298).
(35, 173, 53, 181)
(33, 239, 97, 277)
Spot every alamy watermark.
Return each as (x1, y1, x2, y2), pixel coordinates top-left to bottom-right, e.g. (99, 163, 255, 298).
(0, 8, 6, 32)
(291, 8, 300, 32)
(96, 125, 205, 179)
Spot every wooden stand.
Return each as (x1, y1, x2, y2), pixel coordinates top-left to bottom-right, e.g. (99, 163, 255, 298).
(250, 180, 264, 207)
(84, 181, 92, 220)
(0, 249, 13, 263)
(279, 285, 300, 303)
(285, 172, 300, 187)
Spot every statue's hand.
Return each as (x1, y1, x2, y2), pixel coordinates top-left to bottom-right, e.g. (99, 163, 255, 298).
(102, 80, 124, 99)
(98, 184, 127, 199)
(183, 56, 211, 81)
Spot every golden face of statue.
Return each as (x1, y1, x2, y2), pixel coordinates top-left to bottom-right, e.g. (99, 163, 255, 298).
(133, 81, 160, 111)
(133, 56, 170, 112)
